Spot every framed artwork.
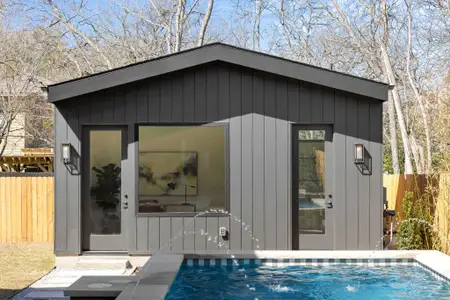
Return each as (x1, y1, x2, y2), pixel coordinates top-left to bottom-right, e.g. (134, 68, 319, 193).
(139, 151, 198, 196)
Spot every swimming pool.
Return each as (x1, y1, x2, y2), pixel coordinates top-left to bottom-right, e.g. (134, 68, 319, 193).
(166, 263, 450, 299)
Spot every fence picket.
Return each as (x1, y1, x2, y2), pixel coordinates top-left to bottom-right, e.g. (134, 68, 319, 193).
(0, 175, 54, 243)
(0, 174, 447, 246)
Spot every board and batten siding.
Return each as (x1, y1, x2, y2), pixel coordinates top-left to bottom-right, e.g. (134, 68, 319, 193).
(53, 61, 383, 255)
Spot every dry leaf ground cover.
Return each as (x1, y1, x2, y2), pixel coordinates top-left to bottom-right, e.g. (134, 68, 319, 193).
(0, 243, 54, 299)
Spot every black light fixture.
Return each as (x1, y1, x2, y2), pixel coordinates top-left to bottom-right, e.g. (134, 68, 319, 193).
(354, 143, 372, 175)
(355, 144, 364, 164)
(61, 142, 72, 165)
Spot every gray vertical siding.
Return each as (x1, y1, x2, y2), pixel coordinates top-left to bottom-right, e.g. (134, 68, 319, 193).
(333, 91, 347, 250)
(54, 62, 383, 255)
(345, 96, 359, 250)
(54, 106, 67, 253)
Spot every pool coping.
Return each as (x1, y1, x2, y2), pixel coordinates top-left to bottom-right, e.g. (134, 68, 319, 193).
(64, 250, 450, 300)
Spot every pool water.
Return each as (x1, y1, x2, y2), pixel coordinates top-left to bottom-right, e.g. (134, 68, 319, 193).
(166, 264, 450, 300)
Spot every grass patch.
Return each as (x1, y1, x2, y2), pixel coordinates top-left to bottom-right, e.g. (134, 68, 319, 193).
(0, 243, 54, 299)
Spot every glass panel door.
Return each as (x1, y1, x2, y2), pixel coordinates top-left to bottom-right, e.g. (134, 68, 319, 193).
(83, 127, 127, 251)
(298, 130, 326, 234)
(89, 130, 122, 235)
(292, 125, 334, 250)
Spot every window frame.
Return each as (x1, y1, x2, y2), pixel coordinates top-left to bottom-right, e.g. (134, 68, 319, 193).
(134, 122, 230, 217)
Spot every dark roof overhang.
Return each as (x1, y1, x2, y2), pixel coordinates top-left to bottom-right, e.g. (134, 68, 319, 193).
(47, 43, 388, 103)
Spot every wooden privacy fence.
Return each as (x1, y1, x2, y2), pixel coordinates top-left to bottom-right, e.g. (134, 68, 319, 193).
(0, 173, 448, 246)
(384, 174, 450, 253)
(0, 175, 54, 243)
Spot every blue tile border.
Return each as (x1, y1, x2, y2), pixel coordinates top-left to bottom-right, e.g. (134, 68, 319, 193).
(184, 258, 416, 267)
(415, 261, 450, 282)
(184, 258, 449, 282)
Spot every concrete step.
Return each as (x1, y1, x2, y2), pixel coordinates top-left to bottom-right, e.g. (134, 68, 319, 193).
(24, 290, 68, 300)
(75, 258, 131, 270)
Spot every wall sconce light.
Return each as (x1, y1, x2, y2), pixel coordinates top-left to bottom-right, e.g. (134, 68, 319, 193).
(61, 142, 80, 175)
(354, 143, 372, 175)
(61, 142, 72, 165)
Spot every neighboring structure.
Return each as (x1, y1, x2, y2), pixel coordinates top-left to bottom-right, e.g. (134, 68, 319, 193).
(0, 113, 26, 157)
(0, 111, 53, 172)
(0, 147, 54, 172)
(0, 76, 53, 172)
(47, 43, 388, 255)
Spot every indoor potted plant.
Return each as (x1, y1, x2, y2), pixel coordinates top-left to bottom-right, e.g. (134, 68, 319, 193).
(90, 163, 121, 233)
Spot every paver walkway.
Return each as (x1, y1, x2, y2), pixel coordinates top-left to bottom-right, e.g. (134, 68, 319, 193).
(11, 268, 131, 300)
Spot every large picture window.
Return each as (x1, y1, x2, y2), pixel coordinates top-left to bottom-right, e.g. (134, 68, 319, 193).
(138, 125, 227, 214)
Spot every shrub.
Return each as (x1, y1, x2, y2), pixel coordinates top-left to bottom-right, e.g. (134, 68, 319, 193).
(397, 192, 423, 249)
(396, 191, 436, 250)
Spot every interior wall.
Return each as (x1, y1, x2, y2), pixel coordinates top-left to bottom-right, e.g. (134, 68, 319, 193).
(138, 126, 226, 211)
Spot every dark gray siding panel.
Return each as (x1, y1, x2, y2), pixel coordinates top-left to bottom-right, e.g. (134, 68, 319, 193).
(53, 61, 383, 255)
(299, 82, 311, 123)
(171, 218, 184, 252)
(241, 74, 253, 250)
(229, 117, 242, 250)
(78, 100, 90, 252)
(148, 82, 160, 122)
(252, 114, 265, 249)
(206, 218, 219, 250)
(160, 79, 172, 122)
(136, 218, 148, 252)
(160, 218, 171, 252)
(171, 74, 183, 122)
(311, 86, 323, 123)
(229, 67, 242, 250)
(183, 72, 195, 122)
(148, 218, 160, 251)
(90, 95, 103, 123)
(194, 218, 206, 250)
(345, 96, 359, 250)
(113, 91, 126, 123)
(206, 66, 219, 122)
(54, 106, 68, 253)
(358, 100, 371, 250)
(275, 81, 289, 250)
(66, 108, 80, 253)
(218, 66, 230, 121)
(287, 81, 299, 122)
(369, 103, 383, 249)
(252, 80, 265, 250)
(241, 114, 253, 250)
(194, 68, 207, 122)
(183, 218, 195, 251)
(333, 92, 347, 250)
(102, 91, 115, 122)
(276, 118, 289, 250)
(322, 87, 335, 124)
(136, 86, 148, 122)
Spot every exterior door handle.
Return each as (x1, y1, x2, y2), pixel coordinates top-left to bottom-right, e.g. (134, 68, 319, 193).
(326, 194, 333, 208)
(123, 194, 129, 209)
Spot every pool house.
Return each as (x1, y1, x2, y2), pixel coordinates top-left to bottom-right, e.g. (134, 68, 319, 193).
(47, 43, 388, 255)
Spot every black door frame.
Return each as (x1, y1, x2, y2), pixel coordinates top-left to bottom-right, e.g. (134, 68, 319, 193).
(291, 124, 334, 250)
(81, 125, 128, 251)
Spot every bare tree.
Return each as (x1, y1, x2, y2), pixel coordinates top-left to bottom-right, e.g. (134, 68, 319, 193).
(405, 0, 432, 173)
(197, 0, 214, 46)
(252, 0, 263, 50)
(43, 0, 113, 69)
